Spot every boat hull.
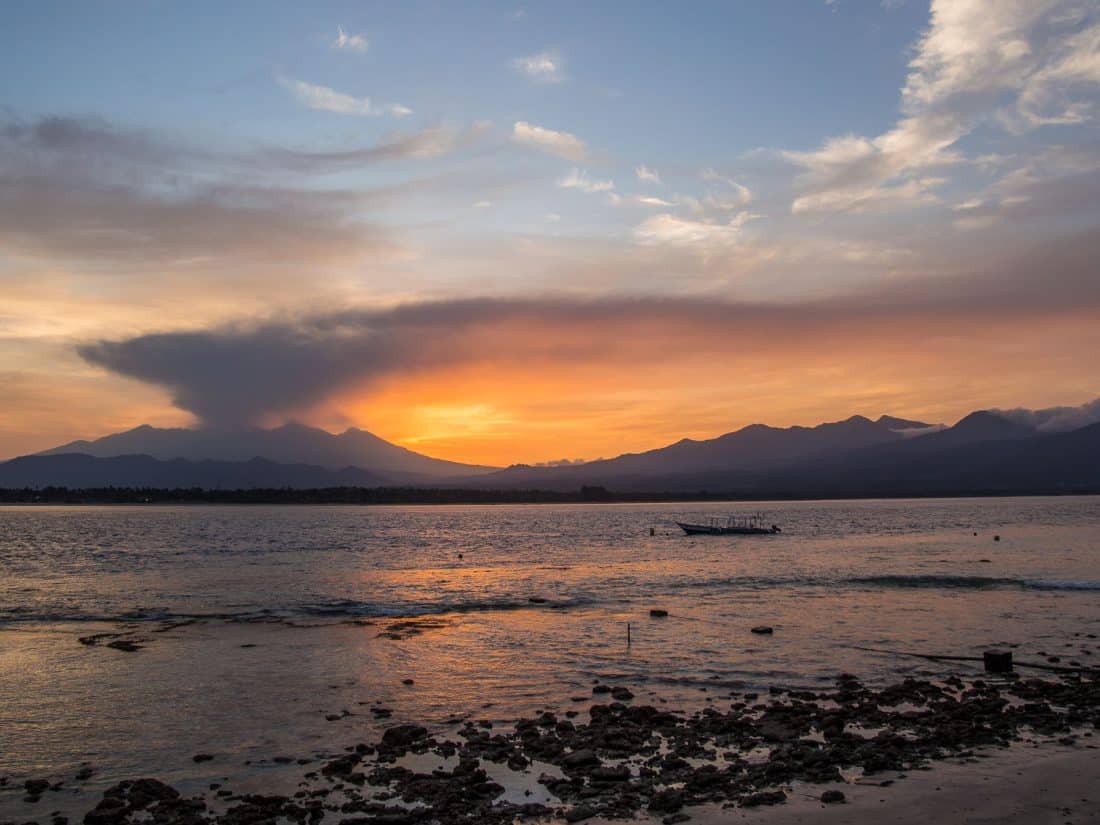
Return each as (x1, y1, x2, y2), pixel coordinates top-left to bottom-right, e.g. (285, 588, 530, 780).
(676, 522, 776, 536)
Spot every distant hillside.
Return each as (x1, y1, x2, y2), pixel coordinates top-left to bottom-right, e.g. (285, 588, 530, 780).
(439, 408, 1098, 494)
(765, 419, 1100, 496)
(462, 414, 936, 490)
(38, 422, 497, 480)
(0, 453, 382, 490)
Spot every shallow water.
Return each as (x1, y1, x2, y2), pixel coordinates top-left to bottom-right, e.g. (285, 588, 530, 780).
(1, 496, 1098, 811)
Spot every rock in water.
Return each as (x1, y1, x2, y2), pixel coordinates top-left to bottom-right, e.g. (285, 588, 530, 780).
(821, 789, 846, 804)
(381, 724, 428, 748)
(566, 805, 597, 822)
(751, 625, 774, 635)
(562, 748, 600, 769)
(105, 640, 142, 652)
(742, 790, 786, 806)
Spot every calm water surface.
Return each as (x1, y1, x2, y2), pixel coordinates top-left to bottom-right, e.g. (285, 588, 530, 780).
(1, 497, 1098, 811)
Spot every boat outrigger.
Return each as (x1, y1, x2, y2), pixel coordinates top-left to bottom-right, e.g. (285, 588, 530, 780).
(675, 514, 781, 535)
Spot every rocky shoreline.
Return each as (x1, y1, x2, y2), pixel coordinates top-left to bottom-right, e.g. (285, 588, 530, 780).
(5, 670, 1098, 825)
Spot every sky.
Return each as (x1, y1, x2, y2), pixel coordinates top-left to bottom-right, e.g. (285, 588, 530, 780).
(1, 0, 1099, 465)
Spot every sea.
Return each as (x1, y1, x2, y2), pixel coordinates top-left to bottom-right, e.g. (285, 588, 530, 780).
(1, 496, 1098, 815)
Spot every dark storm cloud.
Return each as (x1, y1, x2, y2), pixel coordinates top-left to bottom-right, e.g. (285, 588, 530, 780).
(78, 236, 1100, 428)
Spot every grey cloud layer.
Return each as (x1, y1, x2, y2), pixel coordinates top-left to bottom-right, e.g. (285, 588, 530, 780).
(79, 239, 1100, 428)
(0, 114, 492, 268)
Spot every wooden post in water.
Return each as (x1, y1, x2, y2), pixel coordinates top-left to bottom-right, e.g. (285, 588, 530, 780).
(627, 622, 632, 647)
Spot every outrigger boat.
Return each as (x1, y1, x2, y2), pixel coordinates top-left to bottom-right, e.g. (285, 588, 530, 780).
(676, 514, 781, 535)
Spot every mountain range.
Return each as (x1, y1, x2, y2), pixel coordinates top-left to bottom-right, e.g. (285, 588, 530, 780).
(38, 422, 495, 480)
(2, 400, 1099, 495)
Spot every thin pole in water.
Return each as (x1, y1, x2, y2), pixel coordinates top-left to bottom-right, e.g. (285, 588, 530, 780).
(627, 622, 632, 647)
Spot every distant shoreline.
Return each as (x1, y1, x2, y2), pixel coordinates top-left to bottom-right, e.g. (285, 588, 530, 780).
(1, 486, 1097, 505)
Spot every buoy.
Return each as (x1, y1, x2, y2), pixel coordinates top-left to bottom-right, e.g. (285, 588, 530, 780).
(993, 535, 1001, 542)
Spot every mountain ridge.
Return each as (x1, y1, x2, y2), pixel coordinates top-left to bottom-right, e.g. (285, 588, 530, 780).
(39, 421, 498, 480)
(0, 453, 382, 490)
(9, 399, 1099, 493)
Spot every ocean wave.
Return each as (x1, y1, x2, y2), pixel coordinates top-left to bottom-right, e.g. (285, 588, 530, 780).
(667, 572, 1100, 593)
(0, 595, 597, 626)
(844, 574, 1100, 591)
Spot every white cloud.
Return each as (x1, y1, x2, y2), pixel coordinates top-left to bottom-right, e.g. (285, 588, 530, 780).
(700, 168, 752, 207)
(279, 77, 411, 117)
(557, 168, 613, 193)
(473, 201, 492, 209)
(512, 121, 587, 161)
(608, 193, 675, 207)
(635, 195, 674, 207)
(792, 176, 945, 215)
(513, 51, 563, 82)
(332, 26, 368, 52)
(635, 165, 661, 184)
(633, 212, 757, 249)
(784, 0, 1100, 214)
(953, 198, 984, 210)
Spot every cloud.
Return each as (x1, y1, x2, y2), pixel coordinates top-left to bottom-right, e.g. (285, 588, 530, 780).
(78, 244, 1100, 429)
(991, 398, 1100, 432)
(512, 121, 586, 161)
(0, 173, 397, 269)
(332, 25, 368, 52)
(784, 0, 1100, 214)
(698, 168, 753, 212)
(0, 113, 482, 176)
(0, 113, 509, 270)
(513, 51, 563, 82)
(557, 168, 613, 193)
(635, 165, 661, 184)
(633, 212, 756, 249)
(793, 176, 945, 214)
(607, 193, 674, 208)
(279, 76, 411, 117)
(941, 150, 1100, 231)
(261, 123, 490, 170)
